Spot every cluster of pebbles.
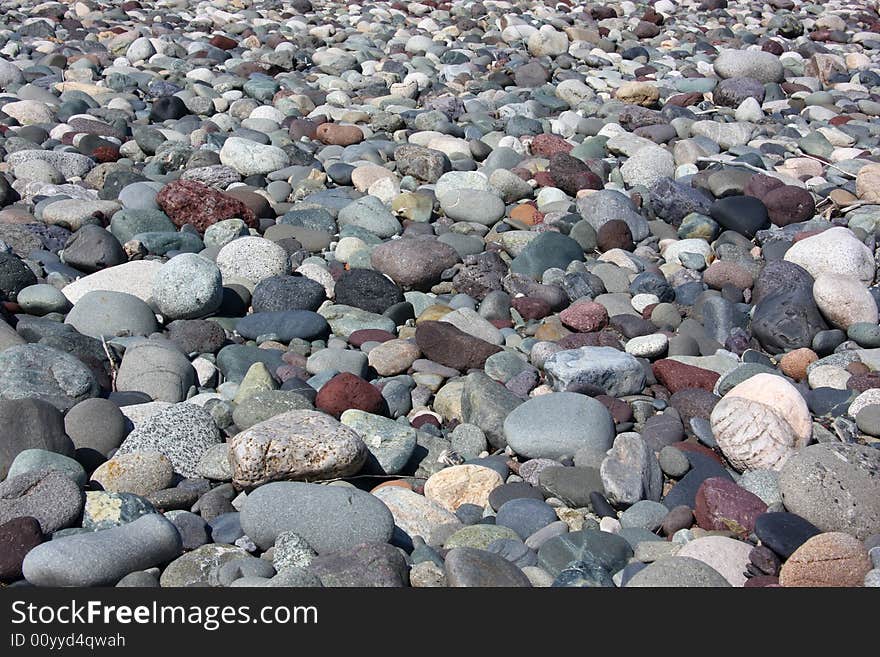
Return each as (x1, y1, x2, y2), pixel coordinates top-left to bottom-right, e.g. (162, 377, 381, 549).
(1, 0, 880, 588)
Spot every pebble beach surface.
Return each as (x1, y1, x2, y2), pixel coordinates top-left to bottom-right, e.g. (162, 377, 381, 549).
(1, 0, 879, 589)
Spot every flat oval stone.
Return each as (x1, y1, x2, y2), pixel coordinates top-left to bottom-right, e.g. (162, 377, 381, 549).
(23, 514, 181, 587)
(239, 481, 394, 553)
(503, 392, 615, 460)
(445, 547, 532, 587)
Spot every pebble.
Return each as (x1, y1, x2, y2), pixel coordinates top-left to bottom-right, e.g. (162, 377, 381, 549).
(0, 0, 876, 591)
(23, 514, 181, 587)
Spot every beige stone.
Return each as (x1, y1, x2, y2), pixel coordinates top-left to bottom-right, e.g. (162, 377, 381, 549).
(423, 464, 503, 512)
(779, 532, 871, 587)
(813, 273, 878, 329)
(91, 451, 174, 496)
(615, 81, 660, 107)
(367, 339, 421, 376)
(710, 373, 811, 471)
(372, 486, 459, 540)
(856, 163, 880, 203)
(677, 536, 752, 587)
(229, 410, 367, 487)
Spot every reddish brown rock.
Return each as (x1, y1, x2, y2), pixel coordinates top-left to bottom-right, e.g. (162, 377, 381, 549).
(0, 516, 42, 582)
(548, 153, 602, 196)
(316, 123, 364, 146)
(702, 261, 754, 290)
(511, 297, 552, 320)
(597, 219, 634, 252)
(661, 505, 694, 536)
(210, 35, 238, 50)
(556, 331, 621, 350)
(694, 477, 768, 536)
(414, 321, 502, 371)
(315, 373, 386, 418)
(672, 441, 724, 465)
(348, 329, 396, 347)
(529, 134, 573, 158)
(848, 372, 880, 392)
(156, 180, 257, 232)
(509, 204, 543, 226)
(779, 532, 872, 587)
(595, 395, 633, 424)
(743, 173, 784, 201)
(779, 348, 818, 382)
(559, 301, 609, 332)
(763, 185, 816, 226)
(411, 414, 440, 429)
(665, 92, 703, 107)
(652, 359, 720, 393)
(669, 389, 720, 422)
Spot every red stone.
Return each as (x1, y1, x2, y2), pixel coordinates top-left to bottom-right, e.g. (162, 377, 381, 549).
(315, 372, 386, 418)
(665, 92, 703, 107)
(275, 364, 307, 382)
(556, 331, 621, 350)
(349, 329, 396, 347)
(694, 477, 768, 536)
(414, 321, 502, 371)
(532, 171, 555, 188)
(511, 297, 552, 320)
(209, 35, 238, 50)
(529, 134, 573, 158)
(595, 395, 633, 423)
(156, 180, 257, 232)
(411, 414, 440, 429)
(0, 516, 42, 582)
(560, 301, 609, 332)
(652, 359, 720, 393)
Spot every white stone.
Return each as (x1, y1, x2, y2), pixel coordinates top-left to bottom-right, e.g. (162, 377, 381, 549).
(813, 273, 878, 329)
(710, 373, 811, 471)
(784, 227, 874, 285)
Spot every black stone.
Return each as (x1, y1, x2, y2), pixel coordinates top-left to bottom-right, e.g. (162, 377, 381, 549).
(149, 95, 190, 121)
(333, 268, 405, 314)
(251, 275, 326, 313)
(590, 491, 617, 517)
(754, 512, 821, 559)
(709, 195, 770, 238)
(488, 481, 544, 511)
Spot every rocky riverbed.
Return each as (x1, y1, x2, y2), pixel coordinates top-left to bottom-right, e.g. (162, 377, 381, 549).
(1, 0, 879, 588)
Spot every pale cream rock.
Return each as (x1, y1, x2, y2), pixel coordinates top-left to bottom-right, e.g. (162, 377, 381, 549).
(423, 464, 503, 512)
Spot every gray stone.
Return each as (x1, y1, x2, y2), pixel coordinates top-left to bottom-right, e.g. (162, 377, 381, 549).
(0, 398, 73, 480)
(23, 514, 181, 587)
(7, 449, 87, 488)
(779, 443, 880, 540)
(340, 410, 417, 475)
(544, 346, 647, 396)
(152, 254, 223, 320)
(600, 433, 663, 505)
(115, 342, 196, 403)
(445, 547, 532, 587)
(159, 544, 250, 587)
(239, 481, 394, 552)
(0, 345, 100, 412)
(624, 556, 731, 587)
(116, 403, 222, 478)
(503, 392, 615, 459)
(65, 291, 158, 339)
(0, 469, 84, 534)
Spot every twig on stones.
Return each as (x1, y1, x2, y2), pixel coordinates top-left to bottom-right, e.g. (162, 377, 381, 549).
(794, 151, 858, 179)
(101, 336, 119, 391)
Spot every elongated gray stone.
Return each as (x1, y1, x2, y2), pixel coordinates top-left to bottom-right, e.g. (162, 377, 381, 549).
(22, 514, 182, 587)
